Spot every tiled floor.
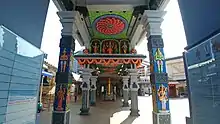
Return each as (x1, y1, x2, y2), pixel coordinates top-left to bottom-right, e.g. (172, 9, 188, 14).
(39, 96, 190, 124)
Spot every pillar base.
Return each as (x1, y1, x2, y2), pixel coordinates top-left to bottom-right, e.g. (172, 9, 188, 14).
(130, 109, 140, 116)
(90, 102, 96, 106)
(122, 102, 129, 107)
(186, 117, 192, 124)
(80, 108, 90, 115)
(152, 111, 171, 124)
(52, 110, 70, 124)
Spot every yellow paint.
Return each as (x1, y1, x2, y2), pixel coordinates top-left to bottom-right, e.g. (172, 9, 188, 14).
(108, 78, 111, 95)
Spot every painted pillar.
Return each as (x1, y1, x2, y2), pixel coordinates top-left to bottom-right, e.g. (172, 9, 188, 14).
(80, 68, 92, 115)
(90, 76, 98, 106)
(129, 69, 140, 116)
(122, 76, 130, 107)
(145, 10, 171, 124)
(52, 11, 75, 124)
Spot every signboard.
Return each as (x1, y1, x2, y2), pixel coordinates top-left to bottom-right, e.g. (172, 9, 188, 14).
(186, 33, 220, 124)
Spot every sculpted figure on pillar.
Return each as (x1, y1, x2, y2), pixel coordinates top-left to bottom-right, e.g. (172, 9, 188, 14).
(145, 10, 171, 124)
(52, 11, 76, 124)
(154, 48, 165, 73)
(157, 84, 168, 111)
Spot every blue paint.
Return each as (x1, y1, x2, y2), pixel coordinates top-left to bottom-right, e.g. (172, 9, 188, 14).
(58, 48, 72, 73)
(155, 83, 170, 112)
(152, 48, 167, 73)
(185, 32, 220, 124)
(178, 0, 220, 47)
(0, 0, 49, 48)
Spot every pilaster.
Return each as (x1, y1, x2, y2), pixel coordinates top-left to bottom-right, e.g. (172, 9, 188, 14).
(122, 76, 130, 107)
(52, 11, 75, 124)
(90, 76, 98, 106)
(80, 68, 92, 115)
(145, 10, 171, 124)
(128, 69, 140, 116)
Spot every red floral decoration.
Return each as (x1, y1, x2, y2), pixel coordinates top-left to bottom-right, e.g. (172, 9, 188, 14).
(96, 17, 125, 35)
(83, 49, 89, 54)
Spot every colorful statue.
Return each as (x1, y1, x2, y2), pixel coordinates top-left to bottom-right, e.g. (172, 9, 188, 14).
(157, 84, 168, 111)
(102, 43, 106, 53)
(107, 41, 113, 54)
(92, 42, 99, 53)
(154, 48, 164, 73)
(121, 42, 128, 54)
(56, 85, 66, 111)
(114, 42, 118, 53)
(59, 49, 68, 72)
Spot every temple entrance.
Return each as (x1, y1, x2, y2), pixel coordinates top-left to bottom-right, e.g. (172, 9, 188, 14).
(51, 1, 172, 123)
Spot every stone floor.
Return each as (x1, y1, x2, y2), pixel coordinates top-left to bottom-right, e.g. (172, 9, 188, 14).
(38, 96, 190, 124)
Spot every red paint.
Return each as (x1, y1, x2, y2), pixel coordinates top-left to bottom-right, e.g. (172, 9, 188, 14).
(96, 17, 125, 35)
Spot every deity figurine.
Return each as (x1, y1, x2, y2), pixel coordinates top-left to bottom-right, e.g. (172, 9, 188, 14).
(59, 49, 68, 72)
(56, 85, 66, 111)
(154, 48, 164, 73)
(121, 42, 128, 54)
(157, 84, 168, 111)
(92, 42, 99, 53)
(102, 43, 106, 53)
(107, 41, 113, 54)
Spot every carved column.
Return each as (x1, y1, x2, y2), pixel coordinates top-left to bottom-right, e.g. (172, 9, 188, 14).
(129, 69, 140, 116)
(122, 76, 130, 107)
(80, 68, 92, 115)
(52, 11, 75, 124)
(90, 76, 98, 106)
(145, 10, 171, 124)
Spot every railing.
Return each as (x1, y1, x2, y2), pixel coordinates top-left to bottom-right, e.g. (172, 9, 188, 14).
(0, 25, 44, 123)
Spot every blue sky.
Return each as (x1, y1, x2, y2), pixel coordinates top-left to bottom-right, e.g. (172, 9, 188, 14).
(41, 0, 187, 67)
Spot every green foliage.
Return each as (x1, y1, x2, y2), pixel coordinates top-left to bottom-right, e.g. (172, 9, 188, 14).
(90, 64, 105, 75)
(115, 64, 131, 76)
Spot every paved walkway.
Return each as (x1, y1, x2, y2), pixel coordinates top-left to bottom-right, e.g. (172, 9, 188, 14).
(39, 96, 190, 124)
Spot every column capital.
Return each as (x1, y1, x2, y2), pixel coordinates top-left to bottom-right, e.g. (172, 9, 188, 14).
(81, 82, 90, 90)
(122, 76, 130, 81)
(130, 82, 140, 91)
(128, 69, 138, 74)
(142, 10, 166, 38)
(81, 69, 92, 83)
(122, 76, 129, 91)
(57, 11, 77, 19)
(91, 76, 98, 90)
(91, 76, 98, 81)
(81, 69, 92, 90)
(128, 69, 139, 91)
(57, 11, 77, 36)
(80, 68, 93, 75)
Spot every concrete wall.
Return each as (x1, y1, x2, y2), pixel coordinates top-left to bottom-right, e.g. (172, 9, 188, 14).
(178, 0, 220, 47)
(0, 26, 44, 123)
(0, 0, 50, 48)
(166, 57, 185, 80)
